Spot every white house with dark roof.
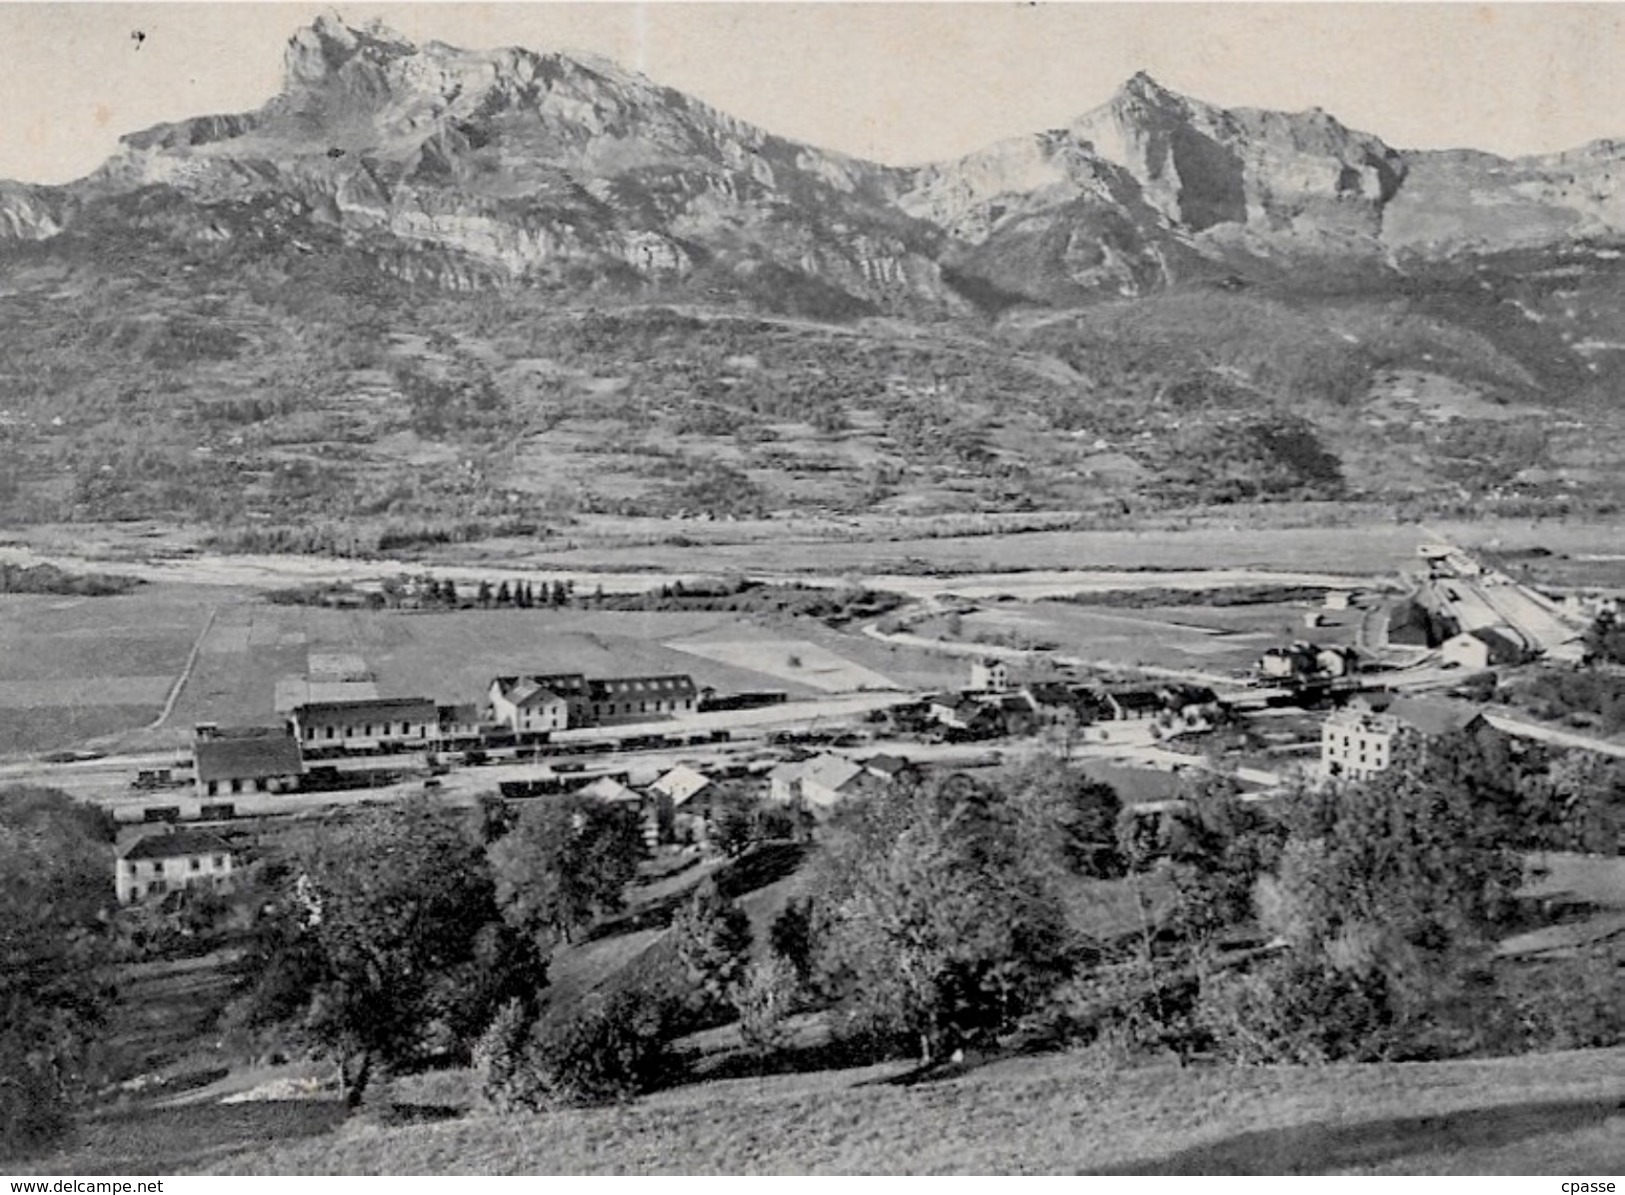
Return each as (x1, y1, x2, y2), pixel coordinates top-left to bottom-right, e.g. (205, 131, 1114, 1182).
(117, 829, 236, 904)
(487, 676, 574, 734)
(193, 728, 304, 798)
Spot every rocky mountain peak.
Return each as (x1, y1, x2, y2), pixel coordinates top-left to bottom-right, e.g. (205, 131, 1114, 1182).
(282, 14, 417, 92)
(1114, 70, 1182, 108)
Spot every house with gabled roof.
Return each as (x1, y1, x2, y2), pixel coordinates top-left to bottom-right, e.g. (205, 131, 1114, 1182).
(970, 657, 1011, 693)
(488, 675, 575, 733)
(436, 702, 484, 743)
(193, 727, 303, 798)
(1440, 626, 1528, 670)
(651, 764, 712, 807)
(116, 829, 236, 904)
(767, 757, 812, 806)
(578, 775, 642, 804)
(799, 754, 869, 812)
(1103, 689, 1163, 721)
(861, 753, 917, 784)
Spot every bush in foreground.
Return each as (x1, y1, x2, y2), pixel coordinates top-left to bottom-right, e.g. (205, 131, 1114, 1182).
(479, 991, 678, 1110)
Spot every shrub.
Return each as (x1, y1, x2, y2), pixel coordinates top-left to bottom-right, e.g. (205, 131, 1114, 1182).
(520, 991, 676, 1108)
(1495, 949, 1625, 1052)
(732, 955, 801, 1058)
(670, 883, 752, 1013)
(471, 998, 535, 1113)
(1197, 951, 1397, 1065)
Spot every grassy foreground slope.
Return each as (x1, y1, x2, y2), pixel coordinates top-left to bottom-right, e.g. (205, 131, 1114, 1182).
(207, 1048, 1625, 1175)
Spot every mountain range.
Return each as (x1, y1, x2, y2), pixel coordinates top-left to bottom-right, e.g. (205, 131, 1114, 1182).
(6, 14, 1625, 307)
(2, 16, 1624, 536)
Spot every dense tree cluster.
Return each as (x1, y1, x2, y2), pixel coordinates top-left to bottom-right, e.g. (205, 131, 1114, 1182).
(1582, 608, 1625, 667)
(805, 773, 1076, 1063)
(0, 562, 142, 597)
(230, 799, 542, 1107)
(487, 795, 646, 948)
(0, 789, 116, 1159)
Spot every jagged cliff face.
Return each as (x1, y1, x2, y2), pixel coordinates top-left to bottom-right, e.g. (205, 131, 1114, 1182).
(1067, 73, 1405, 244)
(70, 16, 946, 307)
(7, 18, 1625, 311)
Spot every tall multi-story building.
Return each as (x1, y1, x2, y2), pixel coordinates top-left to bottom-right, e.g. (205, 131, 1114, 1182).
(1320, 707, 1404, 780)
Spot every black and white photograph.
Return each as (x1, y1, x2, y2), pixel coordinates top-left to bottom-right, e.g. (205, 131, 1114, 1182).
(1, 0, 1623, 1178)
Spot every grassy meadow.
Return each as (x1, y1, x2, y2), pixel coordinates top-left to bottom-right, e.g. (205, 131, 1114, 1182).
(0, 587, 214, 754)
(2, 588, 935, 756)
(101, 1046, 1611, 1174)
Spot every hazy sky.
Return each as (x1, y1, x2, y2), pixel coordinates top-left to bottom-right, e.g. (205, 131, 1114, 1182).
(2, 3, 1624, 184)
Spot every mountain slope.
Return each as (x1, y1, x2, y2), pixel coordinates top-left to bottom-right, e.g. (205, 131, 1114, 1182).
(4, 17, 1625, 535)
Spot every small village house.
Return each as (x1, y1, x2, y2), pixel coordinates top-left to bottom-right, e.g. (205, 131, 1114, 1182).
(487, 676, 574, 734)
(1103, 689, 1163, 721)
(651, 765, 732, 844)
(861, 753, 918, 785)
(578, 774, 642, 805)
(436, 702, 484, 744)
(1259, 643, 1320, 681)
(1384, 599, 1445, 648)
(1440, 627, 1527, 670)
(798, 754, 869, 812)
(193, 726, 304, 798)
(650, 763, 712, 808)
(1024, 682, 1105, 726)
(768, 758, 811, 806)
(768, 753, 872, 814)
(970, 656, 1011, 693)
(116, 829, 235, 904)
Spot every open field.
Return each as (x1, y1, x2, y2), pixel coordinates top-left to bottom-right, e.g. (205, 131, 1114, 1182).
(0, 589, 214, 754)
(455, 521, 1436, 577)
(918, 602, 1332, 676)
(10, 596, 896, 756)
(665, 627, 901, 692)
(123, 1046, 1621, 1174)
(788, 619, 971, 693)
